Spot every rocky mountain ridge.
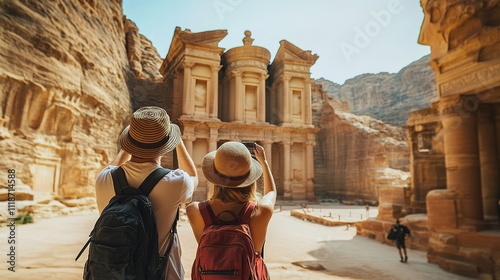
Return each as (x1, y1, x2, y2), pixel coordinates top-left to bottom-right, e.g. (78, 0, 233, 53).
(315, 55, 436, 126)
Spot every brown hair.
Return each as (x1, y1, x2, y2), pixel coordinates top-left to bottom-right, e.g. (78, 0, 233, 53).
(209, 183, 260, 203)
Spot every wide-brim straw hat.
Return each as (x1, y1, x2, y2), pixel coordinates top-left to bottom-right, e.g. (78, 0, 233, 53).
(202, 142, 263, 188)
(119, 106, 181, 158)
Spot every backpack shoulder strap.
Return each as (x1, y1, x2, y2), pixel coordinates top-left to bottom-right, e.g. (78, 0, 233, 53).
(238, 202, 256, 224)
(199, 201, 256, 226)
(138, 168, 171, 197)
(199, 200, 216, 227)
(111, 166, 128, 195)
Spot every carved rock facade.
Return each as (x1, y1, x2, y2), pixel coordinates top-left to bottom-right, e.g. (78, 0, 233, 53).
(360, 2, 500, 278)
(417, 1, 500, 278)
(160, 28, 319, 201)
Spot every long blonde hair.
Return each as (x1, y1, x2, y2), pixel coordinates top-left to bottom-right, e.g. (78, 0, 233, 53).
(209, 183, 260, 203)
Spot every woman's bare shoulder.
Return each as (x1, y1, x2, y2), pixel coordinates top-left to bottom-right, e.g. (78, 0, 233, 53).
(186, 202, 201, 215)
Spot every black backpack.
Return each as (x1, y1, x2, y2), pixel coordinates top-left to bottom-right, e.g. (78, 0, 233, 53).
(76, 166, 178, 280)
(387, 227, 398, 240)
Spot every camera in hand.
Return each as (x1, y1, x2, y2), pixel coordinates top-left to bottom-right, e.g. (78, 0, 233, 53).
(242, 142, 256, 155)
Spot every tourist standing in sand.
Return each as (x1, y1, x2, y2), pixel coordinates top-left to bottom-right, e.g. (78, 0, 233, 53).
(95, 106, 198, 279)
(391, 218, 411, 263)
(186, 141, 276, 279)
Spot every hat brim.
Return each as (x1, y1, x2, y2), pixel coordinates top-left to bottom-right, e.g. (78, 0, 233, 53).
(202, 151, 263, 188)
(118, 123, 181, 158)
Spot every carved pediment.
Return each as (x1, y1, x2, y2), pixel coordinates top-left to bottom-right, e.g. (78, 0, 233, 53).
(177, 27, 228, 46)
(273, 40, 319, 66)
(163, 27, 227, 73)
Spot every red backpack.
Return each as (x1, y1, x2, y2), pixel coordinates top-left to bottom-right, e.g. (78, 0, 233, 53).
(192, 200, 269, 280)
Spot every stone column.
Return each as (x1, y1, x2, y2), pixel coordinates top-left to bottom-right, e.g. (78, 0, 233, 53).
(281, 75, 291, 124)
(210, 65, 221, 119)
(208, 133, 218, 153)
(182, 62, 195, 116)
(306, 138, 315, 201)
(258, 74, 267, 123)
(233, 70, 243, 122)
(283, 140, 292, 200)
(227, 74, 234, 121)
(304, 78, 313, 126)
(478, 106, 500, 220)
(263, 141, 273, 172)
(440, 96, 483, 226)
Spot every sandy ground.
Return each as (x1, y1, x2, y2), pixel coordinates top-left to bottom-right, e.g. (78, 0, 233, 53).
(0, 205, 475, 280)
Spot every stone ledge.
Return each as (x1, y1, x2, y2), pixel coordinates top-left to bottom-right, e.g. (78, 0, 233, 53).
(291, 210, 356, 227)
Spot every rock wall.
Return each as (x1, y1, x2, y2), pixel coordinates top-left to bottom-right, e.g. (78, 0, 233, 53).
(315, 55, 436, 127)
(123, 19, 169, 111)
(312, 84, 410, 203)
(0, 0, 133, 199)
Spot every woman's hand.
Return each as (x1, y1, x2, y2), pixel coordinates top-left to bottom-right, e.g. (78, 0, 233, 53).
(253, 143, 267, 164)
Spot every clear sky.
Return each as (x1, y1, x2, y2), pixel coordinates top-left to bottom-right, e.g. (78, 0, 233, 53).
(123, 0, 430, 85)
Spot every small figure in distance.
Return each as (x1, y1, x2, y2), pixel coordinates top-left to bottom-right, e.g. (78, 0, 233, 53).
(391, 218, 411, 263)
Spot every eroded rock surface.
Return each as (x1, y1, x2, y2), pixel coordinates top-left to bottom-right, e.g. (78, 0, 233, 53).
(316, 55, 436, 126)
(0, 0, 132, 202)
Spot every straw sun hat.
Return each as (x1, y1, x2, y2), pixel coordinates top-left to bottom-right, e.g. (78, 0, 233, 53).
(202, 142, 263, 188)
(119, 106, 181, 158)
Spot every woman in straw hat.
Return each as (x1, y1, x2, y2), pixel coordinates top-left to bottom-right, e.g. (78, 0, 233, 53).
(186, 141, 277, 275)
(95, 106, 198, 279)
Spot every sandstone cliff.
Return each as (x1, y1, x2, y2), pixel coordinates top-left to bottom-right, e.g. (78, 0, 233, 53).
(0, 0, 146, 204)
(312, 84, 410, 202)
(123, 19, 169, 111)
(315, 55, 436, 126)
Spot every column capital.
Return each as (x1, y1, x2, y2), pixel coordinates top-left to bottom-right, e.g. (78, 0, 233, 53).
(210, 64, 222, 72)
(280, 74, 291, 82)
(303, 77, 314, 84)
(282, 140, 292, 146)
(208, 128, 219, 141)
(183, 61, 195, 69)
(439, 95, 480, 116)
(230, 70, 242, 78)
(261, 140, 273, 146)
(306, 140, 316, 146)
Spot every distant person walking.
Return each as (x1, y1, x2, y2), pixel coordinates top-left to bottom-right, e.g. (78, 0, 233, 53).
(390, 219, 411, 263)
